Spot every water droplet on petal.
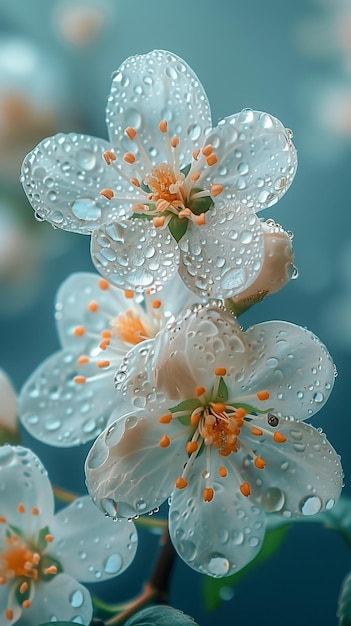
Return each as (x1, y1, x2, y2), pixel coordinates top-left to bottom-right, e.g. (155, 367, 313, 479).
(72, 198, 101, 221)
(207, 553, 230, 577)
(104, 553, 123, 574)
(70, 590, 84, 608)
(299, 495, 322, 516)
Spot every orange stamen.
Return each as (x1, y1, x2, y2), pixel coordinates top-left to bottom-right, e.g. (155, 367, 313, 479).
(43, 565, 57, 575)
(123, 152, 136, 164)
(191, 171, 201, 181)
(257, 390, 270, 401)
(153, 216, 166, 228)
(102, 150, 116, 165)
(20, 582, 28, 594)
(151, 299, 162, 309)
(124, 290, 134, 298)
(158, 120, 168, 133)
(194, 213, 206, 225)
(125, 126, 137, 140)
(73, 325, 85, 337)
(74, 376, 86, 384)
(22, 600, 31, 609)
(212, 402, 226, 414)
(206, 153, 218, 166)
(211, 184, 223, 197)
(100, 188, 114, 200)
(99, 278, 109, 290)
(31, 507, 39, 516)
(251, 426, 263, 436)
(240, 482, 251, 497)
(214, 367, 227, 376)
(195, 386, 206, 396)
(159, 434, 171, 448)
(159, 413, 172, 424)
(254, 457, 266, 469)
(97, 360, 110, 369)
(17, 503, 25, 513)
(5, 609, 13, 620)
(171, 136, 179, 148)
(218, 465, 227, 478)
(186, 441, 198, 454)
(203, 487, 214, 502)
(45, 534, 54, 543)
(273, 431, 287, 443)
(175, 477, 188, 489)
(77, 355, 89, 365)
(202, 144, 213, 157)
(235, 407, 247, 418)
(101, 330, 112, 338)
(130, 177, 140, 187)
(88, 300, 98, 312)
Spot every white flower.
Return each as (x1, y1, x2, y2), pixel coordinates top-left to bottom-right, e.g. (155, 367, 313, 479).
(21, 49, 297, 299)
(85, 303, 342, 577)
(19, 271, 197, 446)
(0, 444, 137, 625)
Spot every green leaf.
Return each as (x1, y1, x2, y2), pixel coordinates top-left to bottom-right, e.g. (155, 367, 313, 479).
(188, 190, 213, 216)
(215, 377, 228, 402)
(168, 215, 188, 242)
(170, 398, 202, 426)
(38, 623, 78, 626)
(125, 605, 199, 626)
(338, 572, 351, 625)
(203, 524, 289, 611)
(314, 495, 351, 549)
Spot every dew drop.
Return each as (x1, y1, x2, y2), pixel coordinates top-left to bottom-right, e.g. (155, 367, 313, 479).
(207, 554, 230, 577)
(299, 495, 322, 516)
(104, 553, 123, 574)
(70, 590, 84, 608)
(313, 391, 324, 403)
(72, 198, 101, 221)
(76, 149, 97, 171)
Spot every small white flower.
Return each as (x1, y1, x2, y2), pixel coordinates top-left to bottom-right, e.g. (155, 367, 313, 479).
(85, 303, 342, 577)
(0, 445, 137, 625)
(19, 271, 197, 446)
(21, 49, 297, 299)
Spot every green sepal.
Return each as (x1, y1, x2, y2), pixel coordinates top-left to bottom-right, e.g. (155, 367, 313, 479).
(168, 214, 189, 242)
(170, 398, 202, 425)
(229, 402, 273, 416)
(203, 524, 289, 611)
(214, 377, 229, 403)
(37, 525, 50, 552)
(130, 211, 154, 222)
(188, 189, 214, 216)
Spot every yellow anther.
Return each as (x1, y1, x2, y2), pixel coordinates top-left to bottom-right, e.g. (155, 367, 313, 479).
(240, 482, 251, 497)
(125, 126, 137, 139)
(124, 290, 134, 299)
(194, 213, 206, 225)
(43, 565, 57, 575)
(273, 431, 287, 443)
(175, 477, 188, 489)
(190, 411, 201, 426)
(17, 503, 25, 513)
(100, 188, 114, 200)
(73, 325, 85, 337)
(202, 144, 213, 157)
(22, 600, 31, 609)
(153, 216, 166, 228)
(234, 407, 247, 418)
(123, 152, 136, 164)
(178, 208, 191, 218)
(171, 136, 179, 148)
(158, 120, 168, 133)
(212, 402, 226, 414)
(132, 203, 147, 212)
(254, 456, 266, 469)
(88, 301, 98, 312)
(5, 609, 14, 620)
(99, 339, 110, 350)
(102, 150, 116, 165)
(130, 177, 141, 187)
(74, 376, 86, 384)
(159, 413, 172, 424)
(211, 184, 223, 197)
(214, 367, 227, 376)
(218, 465, 227, 478)
(97, 360, 110, 369)
(159, 434, 171, 448)
(31, 507, 39, 516)
(0, 517, 7, 523)
(192, 149, 200, 160)
(45, 534, 54, 543)
(98, 278, 109, 290)
(251, 426, 263, 436)
(151, 299, 162, 309)
(186, 441, 198, 454)
(195, 386, 206, 396)
(206, 153, 218, 166)
(191, 171, 201, 181)
(257, 390, 270, 401)
(101, 330, 112, 338)
(203, 487, 214, 502)
(20, 582, 28, 594)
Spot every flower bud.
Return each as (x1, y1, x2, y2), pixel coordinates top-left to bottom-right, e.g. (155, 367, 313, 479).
(226, 220, 295, 315)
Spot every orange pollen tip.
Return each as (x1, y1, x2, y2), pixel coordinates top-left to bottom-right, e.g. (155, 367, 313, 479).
(257, 390, 270, 401)
(175, 477, 188, 489)
(240, 482, 251, 497)
(178, 208, 191, 218)
(0, 576, 6, 584)
(100, 188, 114, 200)
(190, 411, 201, 426)
(102, 150, 116, 165)
(5, 609, 13, 620)
(31, 507, 39, 516)
(101, 330, 112, 338)
(0, 517, 7, 523)
(186, 441, 198, 454)
(123, 152, 136, 164)
(158, 120, 168, 133)
(20, 582, 28, 594)
(151, 299, 162, 309)
(254, 457, 266, 469)
(124, 289, 134, 299)
(195, 386, 206, 396)
(153, 216, 166, 228)
(17, 503, 25, 513)
(234, 407, 247, 418)
(32, 553, 40, 565)
(159, 434, 171, 448)
(194, 213, 206, 226)
(97, 360, 110, 369)
(74, 376, 86, 384)
(73, 325, 85, 337)
(44, 565, 57, 575)
(206, 153, 218, 166)
(99, 339, 110, 350)
(22, 600, 31, 609)
(203, 487, 214, 502)
(45, 534, 54, 543)
(191, 171, 201, 181)
(211, 184, 224, 197)
(218, 465, 227, 478)
(171, 136, 179, 148)
(214, 367, 227, 376)
(251, 426, 263, 436)
(125, 126, 137, 139)
(192, 149, 200, 160)
(130, 177, 140, 187)
(88, 300, 98, 312)
(159, 413, 173, 424)
(98, 278, 109, 290)
(202, 144, 213, 157)
(212, 402, 226, 414)
(273, 431, 287, 443)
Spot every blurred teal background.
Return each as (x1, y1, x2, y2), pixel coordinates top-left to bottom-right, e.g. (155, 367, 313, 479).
(0, 1, 350, 624)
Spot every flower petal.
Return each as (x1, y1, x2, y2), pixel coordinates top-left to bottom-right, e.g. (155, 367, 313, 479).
(0, 445, 54, 531)
(23, 574, 92, 625)
(238, 320, 335, 420)
(91, 218, 179, 293)
(19, 349, 117, 446)
(240, 417, 343, 518)
(55, 271, 135, 352)
(0, 370, 17, 434)
(115, 339, 158, 410)
(106, 50, 212, 171)
(85, 411, 189, 518)
(169, 452, 266, 577)
(178, 203, 265, 299)
(202, 109, 297, 210)
(21, 133, 128, 233)
(50, 496, 137, 581)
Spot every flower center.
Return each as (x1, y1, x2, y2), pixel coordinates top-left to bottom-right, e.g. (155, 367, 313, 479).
(100, 120, 224, 241)
(112, 309, 151, 345)
(0, 503, 57, 621)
